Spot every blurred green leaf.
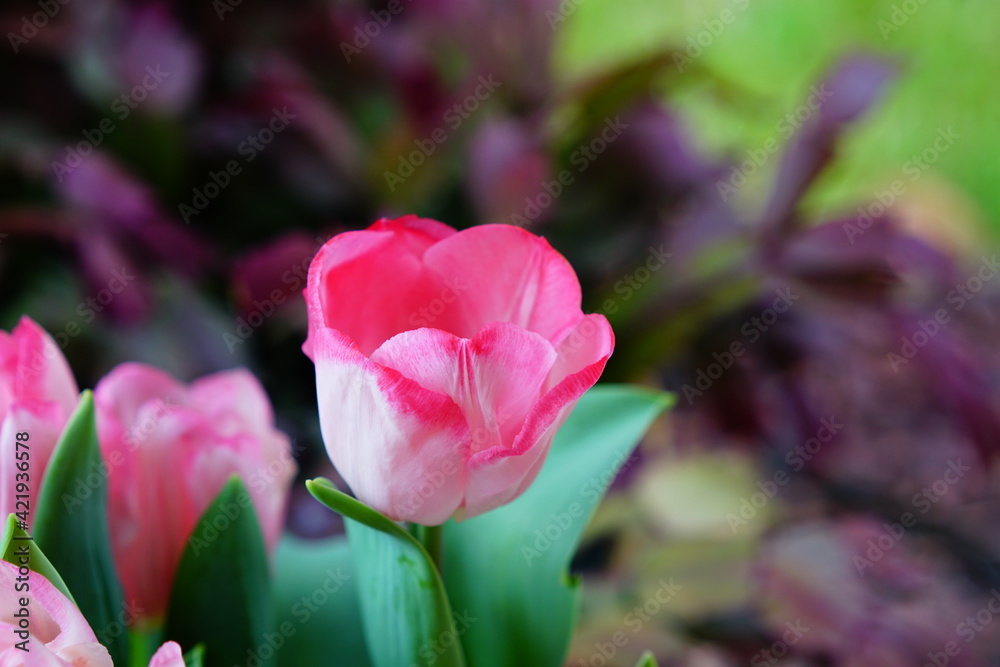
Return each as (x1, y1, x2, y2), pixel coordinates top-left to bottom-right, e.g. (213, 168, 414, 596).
(635, 650, 659, 667)
(34, 391, 128, 666)
(306, 479, 465, 667)
(272, 535, 372, 667)
(443, 385, 672, 667)
(164, 477, 271, 667)
(1, 514, 74, 602)
(184, 645, 205, 667)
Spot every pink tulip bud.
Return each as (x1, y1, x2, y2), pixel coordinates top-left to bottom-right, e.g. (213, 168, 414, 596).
(0, 561, 185, 666)
(304, 216, 613, 524)
(94, 364, 296, 620)
(0, 317, 80, 526)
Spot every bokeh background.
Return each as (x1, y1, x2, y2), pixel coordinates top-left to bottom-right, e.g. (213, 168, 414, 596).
(3, 0, 1000, 664)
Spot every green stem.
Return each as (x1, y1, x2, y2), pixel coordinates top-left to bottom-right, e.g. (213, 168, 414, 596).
(415, 524, 444, 574)
(128, 624, 162, 666)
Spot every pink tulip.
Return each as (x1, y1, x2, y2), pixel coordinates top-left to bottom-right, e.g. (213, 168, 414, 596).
(0, 560, 112, 665)
(0, 317, 79, 526)
(94, 364, 296, 620)
(0, 561, 184, 666)
(304, 216, 613, 524)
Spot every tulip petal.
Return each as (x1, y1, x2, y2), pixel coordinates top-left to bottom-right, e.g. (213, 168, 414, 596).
(0, 561, 113, 666)
(371, 322, 557, 455)
(0, 402, 66, 523)
(421, 224, 583, 342)
(313, 327, 470, 524)
(463, 315, 614, 517)
(305, 215, 458, 357)
(189, 368, 275, 435)
(148, 641, 186, 667)
(7, 316, 79, 416)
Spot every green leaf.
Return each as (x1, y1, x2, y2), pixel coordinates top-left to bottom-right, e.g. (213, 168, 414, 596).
(33, 391, 128, 666)
(164, 476, 271, 667)
(443, 385, 672, 667)
(307, 479, 466, 667)
(1, 514, 74, 602)
(634, 651, 659, 667)
(184, 645, 206, 667)
(272, 535, 372, 667)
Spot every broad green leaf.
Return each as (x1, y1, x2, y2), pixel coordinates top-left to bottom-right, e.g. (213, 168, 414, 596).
(443, 385, 672, 667)
(1, 514, 74, 602)
(272, 535, 372, 667)
(164, 477, 271, 667)
(307, 479, 466, 667)
(33, 391, 128, 666)
(634, 651, 659, 667)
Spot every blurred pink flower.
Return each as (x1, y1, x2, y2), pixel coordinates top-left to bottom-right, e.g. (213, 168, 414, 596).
(94, 364, 296, 619)
(0, 317, 79, 525)
(303, 216, 613, 524)
(69, 1, 201, 116)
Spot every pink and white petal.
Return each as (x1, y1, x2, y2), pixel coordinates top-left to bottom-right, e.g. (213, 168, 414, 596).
(313, 327, 470, 525)
(93, 363, 186, 433)
(189, 368, 274, 437)
(462, 324, 612, 518)
(421, 225, 583, 342)
(0, 563, 103, 655)
(148, 641, 185, 667)
(0, 638, 73, 666)
(304, 217, 458, 357)
(546, 314, 615, 391)
(371, 322, 557, 454)
(13, 317, 79, 415)
(52, 642, 115, 667)
(106, 410, 205, 618)
(0, 402, 68, 526)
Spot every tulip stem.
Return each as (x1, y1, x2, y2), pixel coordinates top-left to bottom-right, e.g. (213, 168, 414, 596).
(129, 625, 162, 666)
(415, 524, 444, 573)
